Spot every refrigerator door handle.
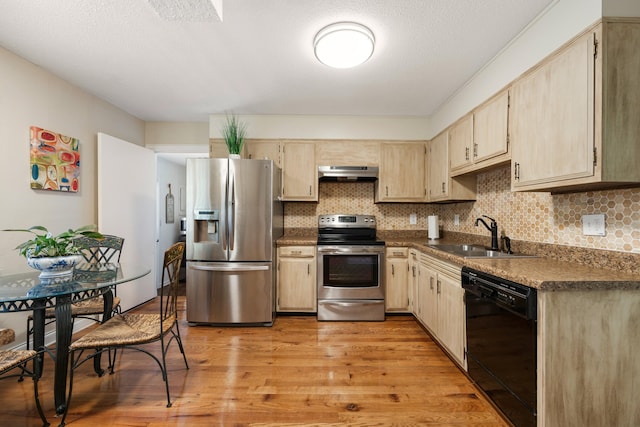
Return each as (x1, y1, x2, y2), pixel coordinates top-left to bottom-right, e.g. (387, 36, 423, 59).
(221, 169, 228, 251)
(229, 169, 235, 251)
(190, 264, 269, 272)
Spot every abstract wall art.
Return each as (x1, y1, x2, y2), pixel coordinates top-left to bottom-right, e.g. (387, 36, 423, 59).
(29, 126, 80, 192)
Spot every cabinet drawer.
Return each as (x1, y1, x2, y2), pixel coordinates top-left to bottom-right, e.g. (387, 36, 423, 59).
(386, 247, 409, 258)
(279, 246, 315, 257)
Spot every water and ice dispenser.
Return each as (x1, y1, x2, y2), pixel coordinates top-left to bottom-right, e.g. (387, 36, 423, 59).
(193, 209, 220, 243)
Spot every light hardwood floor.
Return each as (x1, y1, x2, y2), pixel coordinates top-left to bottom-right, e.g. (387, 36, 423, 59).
(1, 297, 508, 426)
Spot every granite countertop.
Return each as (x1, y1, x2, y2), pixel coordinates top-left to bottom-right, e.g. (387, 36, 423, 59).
(277, 235, 317, 246)
(392, 238, 640, 291)
(278, 229, 640, 291)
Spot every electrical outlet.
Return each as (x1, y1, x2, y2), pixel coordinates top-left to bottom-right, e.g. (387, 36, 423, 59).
(582, 214, 605, 236)
(409, 213, 417, 225)
(454, 214, 460, 226)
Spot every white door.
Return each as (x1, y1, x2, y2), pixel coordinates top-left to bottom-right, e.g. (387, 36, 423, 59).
(98, 133, 157, 310)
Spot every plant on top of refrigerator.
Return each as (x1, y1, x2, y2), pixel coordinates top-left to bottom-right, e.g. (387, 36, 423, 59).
(221, 114, 247, 155)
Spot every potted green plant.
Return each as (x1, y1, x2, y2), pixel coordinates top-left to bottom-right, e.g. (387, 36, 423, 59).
(221, 114, 247, 157)
(3, 225, 103, 278)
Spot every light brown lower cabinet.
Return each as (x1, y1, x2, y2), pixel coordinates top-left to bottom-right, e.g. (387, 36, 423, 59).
(412, 252, 465, 369)
(537, 288, 640, 426)
(277, 246, 316, 312)
(385, 247, 410, 312)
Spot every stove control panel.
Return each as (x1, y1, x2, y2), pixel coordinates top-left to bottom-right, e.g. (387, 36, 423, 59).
(318, 214, 376, 228)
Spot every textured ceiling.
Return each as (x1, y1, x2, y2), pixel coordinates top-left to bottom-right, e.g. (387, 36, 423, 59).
(0, 0, 553, 122)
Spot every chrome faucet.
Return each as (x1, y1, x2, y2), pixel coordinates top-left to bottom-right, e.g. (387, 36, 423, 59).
(475, 215, 499, 251)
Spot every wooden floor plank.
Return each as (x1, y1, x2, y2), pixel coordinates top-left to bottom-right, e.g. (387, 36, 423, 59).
(0, 297, 508, 426)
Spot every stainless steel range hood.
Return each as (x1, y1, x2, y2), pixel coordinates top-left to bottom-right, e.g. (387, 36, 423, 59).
(318, 165, 378, 182)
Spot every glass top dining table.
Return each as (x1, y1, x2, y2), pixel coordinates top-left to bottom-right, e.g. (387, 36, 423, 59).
(0, 262, 151, 415)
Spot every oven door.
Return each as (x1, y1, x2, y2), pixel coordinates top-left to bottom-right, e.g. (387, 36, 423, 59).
(317, 245, 384, 300)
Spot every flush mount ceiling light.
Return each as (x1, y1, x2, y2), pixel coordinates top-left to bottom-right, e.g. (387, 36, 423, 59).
(313, 22, 375, 69)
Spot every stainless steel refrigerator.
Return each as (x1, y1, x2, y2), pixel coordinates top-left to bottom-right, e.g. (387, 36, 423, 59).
(185, 158, 283, 325)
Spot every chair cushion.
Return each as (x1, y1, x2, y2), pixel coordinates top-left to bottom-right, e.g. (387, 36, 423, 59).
(0, 328, 15, 346)
(0, 349, 37, 373)
(39, 296, 122, 318)
(70, 313, 175, 350)
(70, 296, 122, 316)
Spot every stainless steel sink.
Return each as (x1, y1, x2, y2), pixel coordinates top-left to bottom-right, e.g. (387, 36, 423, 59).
(427, 244, 538, 259)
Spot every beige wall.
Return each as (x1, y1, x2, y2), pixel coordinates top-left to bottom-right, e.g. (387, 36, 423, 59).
(0, 46, 145, 273)
(145, 121, 209, 148)
(209, 114, 430, 141)
(0, 46, 144, 345)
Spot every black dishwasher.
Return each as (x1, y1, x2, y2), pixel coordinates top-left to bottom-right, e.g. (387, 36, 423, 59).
(462, 267, 537, 427)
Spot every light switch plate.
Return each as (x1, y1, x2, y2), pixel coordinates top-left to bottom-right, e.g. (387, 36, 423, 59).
(409, 213, 417, 225)
(582, 214, 605, 236)
(454, 214, 460, 226)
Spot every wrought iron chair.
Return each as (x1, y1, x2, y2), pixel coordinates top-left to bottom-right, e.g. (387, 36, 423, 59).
(25, 235, 124, 351)
(59, 242, 189, 426)
(0, 328, 49, 426)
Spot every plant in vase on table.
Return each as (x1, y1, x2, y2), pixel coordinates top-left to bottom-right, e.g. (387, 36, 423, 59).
(3, 225, 103, 278)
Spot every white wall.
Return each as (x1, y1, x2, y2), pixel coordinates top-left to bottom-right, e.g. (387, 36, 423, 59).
(0, 46, 144, 345)
(155, 157, 186, 288)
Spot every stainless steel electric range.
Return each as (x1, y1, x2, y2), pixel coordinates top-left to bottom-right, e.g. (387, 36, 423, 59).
(316, 214, 385, 321)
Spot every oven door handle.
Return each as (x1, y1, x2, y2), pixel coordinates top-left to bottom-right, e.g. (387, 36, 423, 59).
(317, 246, 384, 255)
(325, 301, 382, 307)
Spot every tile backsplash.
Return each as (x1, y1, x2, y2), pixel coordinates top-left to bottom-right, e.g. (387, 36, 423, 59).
(285, 166, 640, 253)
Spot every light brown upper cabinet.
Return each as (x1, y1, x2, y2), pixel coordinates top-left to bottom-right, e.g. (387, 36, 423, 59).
(473, 90, 510, 168)
(428, 132, 449, 201)
(245, 140, 281, 166)
(209, 138, 242, 158)
(428, 131, 476, 202)
(448, 114, 474, 173)
(281, 140, 317, 201)
(376, 142, 427, 202)
(316, 140, 379, 166)
(511, 19, 640, 192)
(449, 90, 510, 177)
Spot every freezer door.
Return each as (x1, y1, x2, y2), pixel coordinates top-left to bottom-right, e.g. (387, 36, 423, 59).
(186, 158, 229, 261)
(228, 159, 273, 261)
(186, 261, 274, 324)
